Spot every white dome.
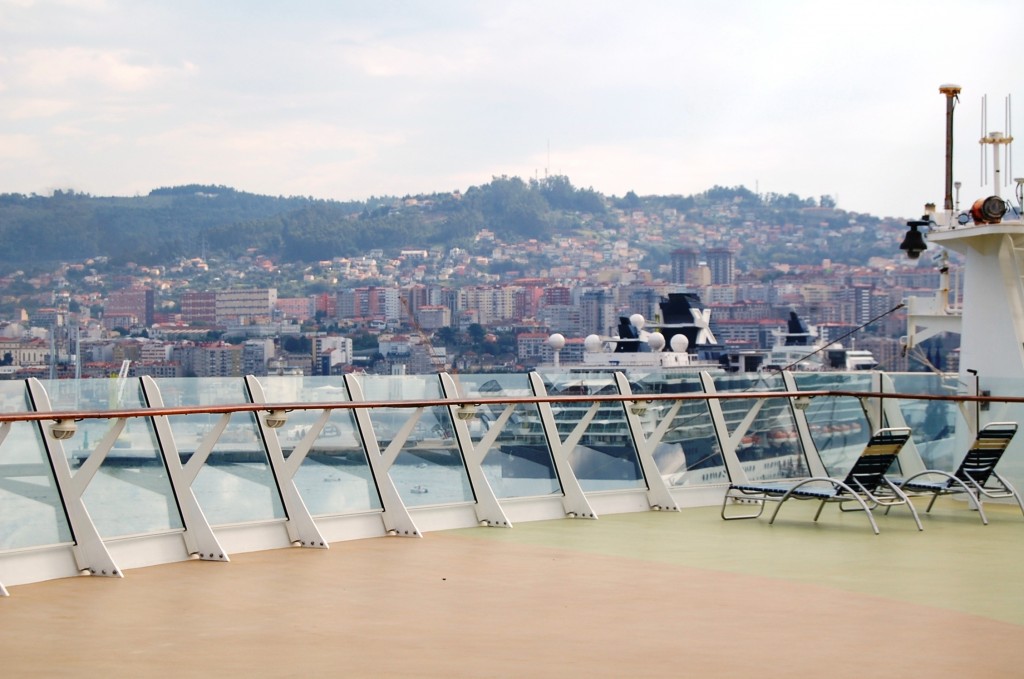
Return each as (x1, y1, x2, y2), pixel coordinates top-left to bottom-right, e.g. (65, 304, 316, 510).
(584, 334, 603, 353)
(629, 314, 645, 330)
(648, 332, 666, 352)
(670, 334, 689, 353)
(547, 333, 565, 350)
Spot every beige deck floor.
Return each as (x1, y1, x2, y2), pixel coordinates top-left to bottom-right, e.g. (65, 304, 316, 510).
(2, 501, 1023, 678)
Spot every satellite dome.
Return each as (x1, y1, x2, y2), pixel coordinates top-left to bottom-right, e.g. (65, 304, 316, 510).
(629, 314, 645, 330)
(584, 334, 603, 353)
(648, 332, 666, 352)
(670, 334, 689, 353)
(547, 333, 565, 350)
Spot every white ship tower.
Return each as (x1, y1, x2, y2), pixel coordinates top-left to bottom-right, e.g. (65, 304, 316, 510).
(904, 85, 1023, 400)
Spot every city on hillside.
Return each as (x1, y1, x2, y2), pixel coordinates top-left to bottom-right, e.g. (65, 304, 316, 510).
(0, 180, 958, 380)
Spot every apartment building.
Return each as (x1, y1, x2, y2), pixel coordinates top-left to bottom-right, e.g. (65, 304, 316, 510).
(104, 288, 154, 329)
(215, 288, 277, 326)
(276, 296, 316, 321)
(180, 291, 217, 326)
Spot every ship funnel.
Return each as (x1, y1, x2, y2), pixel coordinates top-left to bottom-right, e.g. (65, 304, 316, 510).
(939, 84, 961, 212)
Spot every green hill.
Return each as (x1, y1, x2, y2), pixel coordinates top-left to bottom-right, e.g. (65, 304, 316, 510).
(0, 177, 898, 271)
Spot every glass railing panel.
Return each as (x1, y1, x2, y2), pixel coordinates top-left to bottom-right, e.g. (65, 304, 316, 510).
(627, 370, 721, 487)
(455, 374, 560, 499)
(889, 372, 962, 470)
(41, 378, 182, 537)
(713, 373, 809, 481)
(793, 373, 872, 475)
(540, 371, 645, 492)
(0, 382, 72, 551)
(350, 374, 473, 506)
(972, 401, 1024, 491)
(260, 376, 382, 515)
(159, 378, 285, 525)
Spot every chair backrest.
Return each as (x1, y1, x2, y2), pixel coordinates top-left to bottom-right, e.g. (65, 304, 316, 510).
(954, 422, 1018, 486)
(840, 427, 911, 492)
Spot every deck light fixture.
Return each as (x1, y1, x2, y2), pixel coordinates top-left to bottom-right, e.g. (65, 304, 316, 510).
(264, 410, 288, 429)
(900, 218, 930, 259)
(457, 404, 478, 421)
(49, 419, 77, 440)
(629, 401, 650, 416)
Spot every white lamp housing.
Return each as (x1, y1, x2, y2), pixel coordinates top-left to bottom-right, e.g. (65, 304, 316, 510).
(264, 410, 288, 429)
(49, 419, 77, 440)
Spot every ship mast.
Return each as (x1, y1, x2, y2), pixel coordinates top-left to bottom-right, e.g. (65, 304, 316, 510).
(940, 84, 960, 213)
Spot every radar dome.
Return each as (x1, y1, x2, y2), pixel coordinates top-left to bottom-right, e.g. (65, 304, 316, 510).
(670, 334, 689, 353)
(547, 333, 565, 350)
(648, 332, 666, 352)
(629, 314, 645, 330)
(584, 334, 603, 353)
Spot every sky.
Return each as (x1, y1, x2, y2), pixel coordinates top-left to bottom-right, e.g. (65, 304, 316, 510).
(1, 0, 1021, 220)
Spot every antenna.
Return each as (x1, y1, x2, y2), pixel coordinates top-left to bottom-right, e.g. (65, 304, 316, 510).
(1007, 94, 1014, 187)
(981, 95, 987, 186)
(979, 94, 1014, 197)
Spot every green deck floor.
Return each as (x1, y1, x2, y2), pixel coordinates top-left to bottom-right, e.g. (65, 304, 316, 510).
(455, 500, 1024, 625)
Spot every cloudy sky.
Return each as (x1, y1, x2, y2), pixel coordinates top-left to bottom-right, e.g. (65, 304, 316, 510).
(1, 0, 1020, 219)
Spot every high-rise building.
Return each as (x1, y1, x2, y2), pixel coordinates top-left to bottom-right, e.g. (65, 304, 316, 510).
(459, 285, 518, 325)
(276, 297, 316, 321)
(578, 288, 616, 337)
(705, 248, 736, 285)
(214, 288, 277, 326)
(243, 339, 275, 376)
(670, 248, 700, 286)
(542, 286, 572, 306)
(104, 288, 154, 328)
(181, 291, 217, 326)
(336, 287, 400, 324)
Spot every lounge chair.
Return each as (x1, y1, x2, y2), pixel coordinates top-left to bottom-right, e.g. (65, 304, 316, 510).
(721, 427, 920, 534)
(890, 421, 1022, 525)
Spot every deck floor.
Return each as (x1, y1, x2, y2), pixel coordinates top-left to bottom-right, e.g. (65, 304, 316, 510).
(2, 501, 1023, 677)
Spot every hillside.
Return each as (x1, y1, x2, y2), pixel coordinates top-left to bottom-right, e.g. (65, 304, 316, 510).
(0, 177, 904, 272)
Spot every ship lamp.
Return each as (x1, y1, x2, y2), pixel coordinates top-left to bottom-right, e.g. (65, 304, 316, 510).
(264, 410, 289, 429)
(899, 219, 929, 259)
(49, 419, 78, 440)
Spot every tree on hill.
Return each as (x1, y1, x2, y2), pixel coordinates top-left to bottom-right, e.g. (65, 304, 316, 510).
(534, 175, 607, 214)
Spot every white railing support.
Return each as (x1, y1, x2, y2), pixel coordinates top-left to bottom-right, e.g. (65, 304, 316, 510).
(699, 372, 747, 484)
(246, 376, 328, 548)
(140, 376, 228, 561)
(781, 372, 828, 477)
(343, 375, 421, 537)
(26, 378, 122, 578)
(528, 373, 596, 519)
(614, 372, 679, 511)
(439, 373, 511, 527)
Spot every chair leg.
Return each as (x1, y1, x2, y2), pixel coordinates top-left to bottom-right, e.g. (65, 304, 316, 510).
(886, 484, 923, 531)
(992, 472, 1024, 519)
(958, 479, 989, 525)
(851, 496, 880, 534)
(721, 490, 768, 520)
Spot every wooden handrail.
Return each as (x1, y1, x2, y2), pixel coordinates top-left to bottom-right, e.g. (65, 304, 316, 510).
(1, 388, 1020, 423)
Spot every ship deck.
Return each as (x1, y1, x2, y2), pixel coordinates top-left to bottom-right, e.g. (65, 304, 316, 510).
(2, 500, 1023, 677)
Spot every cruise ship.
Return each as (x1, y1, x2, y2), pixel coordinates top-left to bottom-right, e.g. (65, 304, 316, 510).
(2, 85, 1024, 675)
